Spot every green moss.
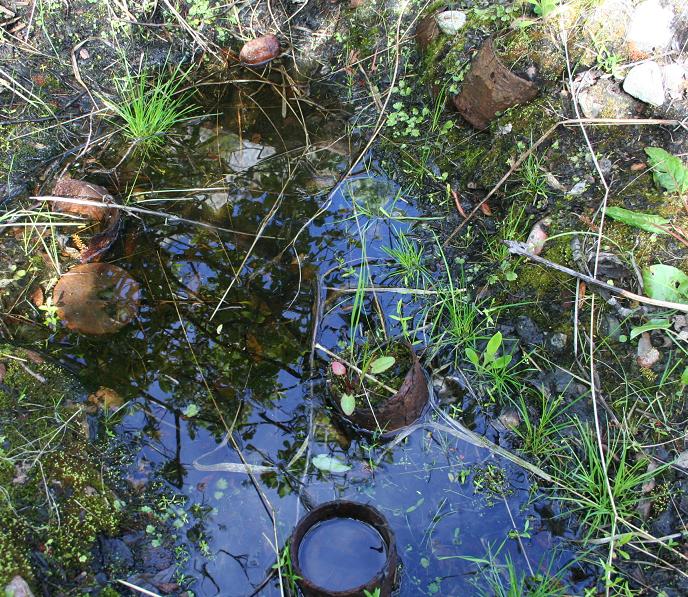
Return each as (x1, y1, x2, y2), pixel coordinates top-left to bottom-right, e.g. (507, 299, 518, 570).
(43, 452, 121, 567)
(514, 234, 574, 300)
(0, 503, 32, 586)
(0, 345, 123, 586)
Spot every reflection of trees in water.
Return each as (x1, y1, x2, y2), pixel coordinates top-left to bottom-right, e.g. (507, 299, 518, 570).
(65, 131, 350, 496)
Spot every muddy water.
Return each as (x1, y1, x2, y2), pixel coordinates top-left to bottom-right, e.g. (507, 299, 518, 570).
(26, 88, 586, 594)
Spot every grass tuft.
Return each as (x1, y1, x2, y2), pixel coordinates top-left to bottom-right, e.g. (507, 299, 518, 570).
(106, 61, 197, 156)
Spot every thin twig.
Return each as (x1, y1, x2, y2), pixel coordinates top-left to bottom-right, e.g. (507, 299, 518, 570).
(504, 241, 688, 313)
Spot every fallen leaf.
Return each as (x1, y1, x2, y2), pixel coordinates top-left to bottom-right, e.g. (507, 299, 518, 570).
(51, 176, 112, 220)
(312, 454, 351, 473)
(88, 387, 123, 411)
(340, 393, 356, 416)
(369, 356, 395, 374)
(31, 286, 44, 307)
(52, 263, 141, 334)
(525, 217, 551, 255)
(605, 206, 669, 235)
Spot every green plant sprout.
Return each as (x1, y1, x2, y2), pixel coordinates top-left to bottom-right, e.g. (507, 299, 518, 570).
(465, 332, 522, 400)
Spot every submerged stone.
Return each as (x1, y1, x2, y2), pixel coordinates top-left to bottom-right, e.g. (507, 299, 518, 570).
(239, 34, 281, 66)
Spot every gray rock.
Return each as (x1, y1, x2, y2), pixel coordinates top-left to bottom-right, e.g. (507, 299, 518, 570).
(4, 577, 34, 597)
(545, 332, 567, 355)
(623, 62, 665, 106)
(577, 76, 640, 119)
(603, 315, 623, 341)
(100, 537, 134, 569)
(515, 316, 544, 346)
(435, 11, 467, 35)
(626, 0, 675, 54)
(662, 62, 688, 99)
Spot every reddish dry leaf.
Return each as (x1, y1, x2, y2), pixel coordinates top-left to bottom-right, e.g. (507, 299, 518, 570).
(451, 189, 466, 219)
(479, 201, 493, 216)
(31, 286, 44, 307)
(51, 176, 112, 221)
(50, 176, 121, 263)
(630, 162, 647, 171)
(331, 361, 346, 376)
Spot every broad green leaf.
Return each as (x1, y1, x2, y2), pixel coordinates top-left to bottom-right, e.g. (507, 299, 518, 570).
(465, 347, 480, 367)
(369, 356, 395, 374)
(492, 354, 513, 370)
(642, 264, 688, 303)
(605, 206, 669, 235)
(485, 332, 503, 360)
(645, 147, 688, 194)
(681, 366, 688, 386)
(629, 319, 670, 340)
(340, 393, 356, 416)
(312, 454, 351, 473)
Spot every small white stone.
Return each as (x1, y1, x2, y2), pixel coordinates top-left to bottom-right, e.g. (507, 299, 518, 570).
(662, 62, 687, 100)
(435, 11, 467, 36)
(626, 0, 675, 53)
(623, 62, 665, 106)
(4, 577, 34, 597)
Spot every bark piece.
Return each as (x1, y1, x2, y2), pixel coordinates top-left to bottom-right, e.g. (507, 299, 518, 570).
(453, 39, 539, 130)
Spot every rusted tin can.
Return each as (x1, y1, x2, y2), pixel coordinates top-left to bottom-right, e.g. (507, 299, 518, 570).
(290, 501, 399, 597)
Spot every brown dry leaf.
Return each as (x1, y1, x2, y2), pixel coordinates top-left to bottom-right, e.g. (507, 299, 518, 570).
(479, 201, 493, 216)
(31, 286, 44, 307)
(51, 176, 112, 220)
(23, 350, 44, 365)
(88, 387, 124, 411)
(52, 263, 141, 334)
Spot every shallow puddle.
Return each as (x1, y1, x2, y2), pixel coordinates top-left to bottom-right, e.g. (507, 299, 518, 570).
(18, 87, 590, 595)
